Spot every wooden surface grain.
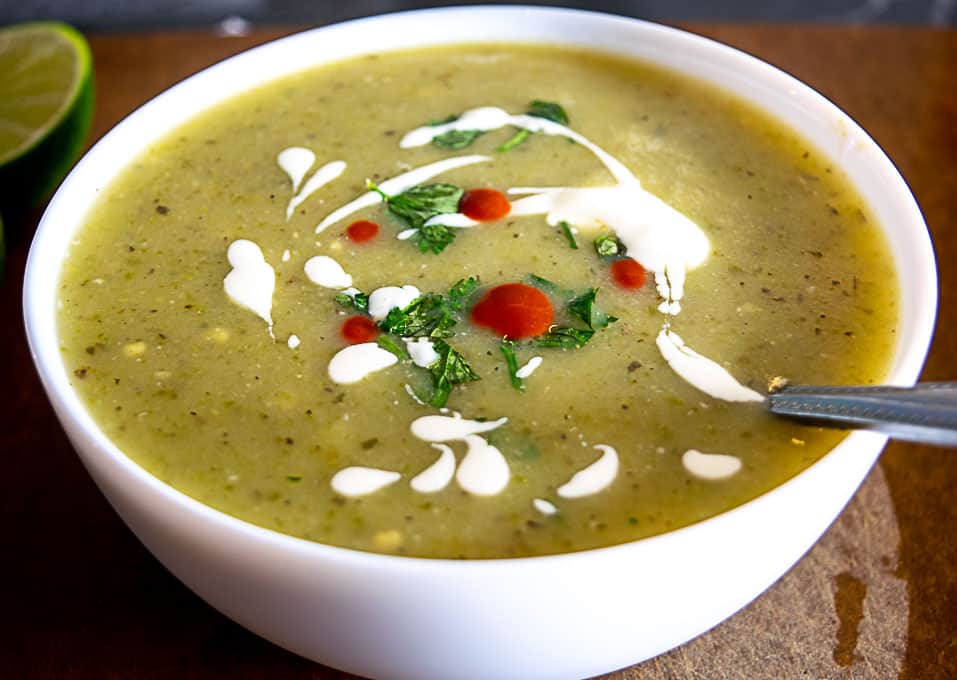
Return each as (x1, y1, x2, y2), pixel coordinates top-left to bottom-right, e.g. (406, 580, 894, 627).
(1, 24, 954, 679)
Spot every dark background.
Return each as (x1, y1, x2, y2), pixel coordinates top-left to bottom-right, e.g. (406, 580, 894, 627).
(4, 0, 956, 31)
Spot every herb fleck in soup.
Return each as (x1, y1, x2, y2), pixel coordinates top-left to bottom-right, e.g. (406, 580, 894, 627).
(57, 45, 898, 558)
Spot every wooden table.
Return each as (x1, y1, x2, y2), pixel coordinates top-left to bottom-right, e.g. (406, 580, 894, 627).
(3, 24, 954, 679)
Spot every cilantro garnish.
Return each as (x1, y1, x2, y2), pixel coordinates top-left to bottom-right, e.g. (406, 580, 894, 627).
(559, 221, 578, 249)
(433, 129, 483, 149)
(496, 129, 530, 153)
(535, 327, 595, 349)
(376, 334, 408, 360)
(424, 101, 571, 154)
(567, 288, 617, 329)
(594, 234, 624, 258)
(379, 183, 464, 229)
(427, 339, 480, 408)
(414, 223, 456, 254)
(368, 181, 464, 254)
(498, 100, 570, 152)
(334, 290, 369, 313)
(524, 274, 617, 349)
(448, 276, 480, 309)
(375, 278, 480, 407)
(379, 277, 479, 339)
(380, 293, 455, 338)
(527, 100, 569, 125)
(499, 340, 524, 391)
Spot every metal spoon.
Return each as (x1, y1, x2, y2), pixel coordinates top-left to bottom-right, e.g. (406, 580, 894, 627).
(768, 382, 957, 447)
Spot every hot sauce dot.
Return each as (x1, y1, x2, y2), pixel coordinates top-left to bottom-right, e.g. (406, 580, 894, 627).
(341, 316, 379, 344)
(345, 220, 379, 243)
(460, 188, 511, 222)
(470, 283, 554, 339)
(611, 258, 646, 289)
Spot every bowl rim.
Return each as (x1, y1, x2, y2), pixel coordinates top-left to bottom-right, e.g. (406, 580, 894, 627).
(23, 4, 938, 571)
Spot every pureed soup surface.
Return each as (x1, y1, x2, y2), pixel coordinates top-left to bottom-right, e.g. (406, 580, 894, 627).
(58, 45, 898, 558)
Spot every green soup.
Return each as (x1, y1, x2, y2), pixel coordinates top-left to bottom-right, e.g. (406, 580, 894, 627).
(57, 45, 898, 558)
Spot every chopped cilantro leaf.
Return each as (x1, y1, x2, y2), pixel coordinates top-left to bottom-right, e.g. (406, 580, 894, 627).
(447, 277, 480, 310)
(567, 288, 617, 330)
(527, 100, 569, 125)
(497, 128, 530, 153)
(428, 340, 479, 407)
(594, 234, 624, 258)
(378, 278, 476, 339)
(386, 183, 464, 230)
(334, 290, 369, 313)
(427, 383, 452, 409)
(414, 223, 456, 254)
(497, 101, 568, 153)
(367, 179, 389, 201)
(524, 274, 616, 349)
(379, 279, 483, 407)
(380, 280, 474, 338)
(367, 181, 465, 254)
(559, 221, 577, 249)
(368, 180, 464, 232)
(376, 334, 408, 360)
(499, 340, 524, 391)
(380, 293, 456, 338)
(433, 341, 479, 383)
(286, 475, 302, 482)
(535, 327, 595, 349)
(433, 129, 483, 149)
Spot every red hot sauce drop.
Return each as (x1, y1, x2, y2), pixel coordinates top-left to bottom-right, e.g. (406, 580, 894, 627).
(611, 258, 646, 290)
(341, 316, 379, 344)
(470, 283, 554, 339)
(460, 188, 511, 222)
(345, 220, 379, 243)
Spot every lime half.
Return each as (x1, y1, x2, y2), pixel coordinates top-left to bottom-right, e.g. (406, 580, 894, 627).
(0, 22, 94, 213)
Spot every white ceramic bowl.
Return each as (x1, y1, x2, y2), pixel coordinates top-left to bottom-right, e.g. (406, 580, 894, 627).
(24, 7, 936, 680)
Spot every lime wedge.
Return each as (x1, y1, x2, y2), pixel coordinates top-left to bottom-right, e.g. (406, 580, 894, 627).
(0, 22, 94, 213)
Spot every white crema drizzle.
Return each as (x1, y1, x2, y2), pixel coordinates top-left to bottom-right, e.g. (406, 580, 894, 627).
(533, 498, 559, 516)
(277, 147, 346, 221)
(515, 356, 543, 379)
(368, 285, 420, 320)
(557, 444, 619, 498)
(277, 147, 315, 193)
(331, 467, 401, 497)
(304, 255, 352, 289)
(410, 444, 456, 493)
(682, 449, 743, 480)
(410, 414, 510, 496)
(656, 330, 763, 403)
(405, 337, 440, 368)
(328, 343, 398, 384)
(223, 239, 275, 337)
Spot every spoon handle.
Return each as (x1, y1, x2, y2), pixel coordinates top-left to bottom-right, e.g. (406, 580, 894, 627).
(768, 382, 957, 446)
